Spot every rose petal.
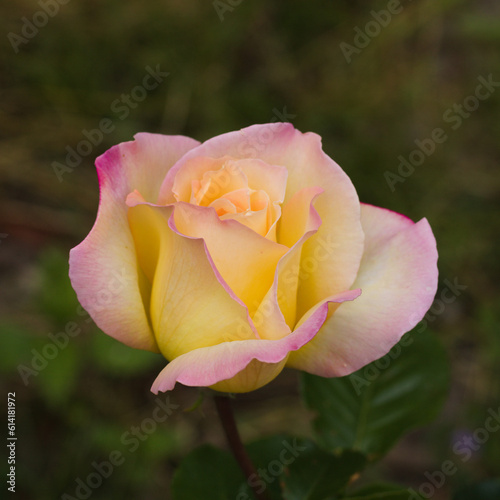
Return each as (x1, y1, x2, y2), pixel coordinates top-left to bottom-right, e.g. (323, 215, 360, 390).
(159, 124, 364, 318)
(210, 197, 237, 216)
(232, 158, 288, 203)
(193, 162, 248, 206)
(151, 289, 361, 393)
(255, 187, 324, 339)
(278, 186, 324, 247)
(127, 203, 258, 360)
(222, 200, 270, 236)
(69, 133, 199, 351)
(287, 204, 438, 376)
(165, 155, 287, 204)
(172, 202, 288, 315)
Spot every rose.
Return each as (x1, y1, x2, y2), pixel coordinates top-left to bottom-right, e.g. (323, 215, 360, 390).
(69, 123, 438, 393)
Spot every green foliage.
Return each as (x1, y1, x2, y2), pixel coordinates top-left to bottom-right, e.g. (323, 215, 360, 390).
(171, 445, 246, 500)
(282, 448, 366, 500)
(345, 483, 425, 499)
(453, 479, 500, 500)
(245, 435, 311, 500)
(172, 437, 367, 500)
(300, 330, 450, 458)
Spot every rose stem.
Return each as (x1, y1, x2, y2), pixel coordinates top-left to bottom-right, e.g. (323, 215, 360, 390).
(214, 395, 270, 500)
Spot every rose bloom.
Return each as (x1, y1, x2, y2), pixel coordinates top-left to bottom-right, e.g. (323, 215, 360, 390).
(69, 123, 437, 393)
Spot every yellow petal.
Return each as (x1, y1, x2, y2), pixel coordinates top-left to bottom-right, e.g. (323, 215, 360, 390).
(172, 202, 288, 315)
(127, 202, 257, 360)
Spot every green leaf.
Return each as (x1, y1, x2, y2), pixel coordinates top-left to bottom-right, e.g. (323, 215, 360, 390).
(301, 330, 450, 459)
(245, 435, 308, 500)
(453, 479, 500, 500)
(346, 483, 425, 499)
(244, 436, 365, 500)
(282, 448, 367, 500)
(171, 445, 246, 500)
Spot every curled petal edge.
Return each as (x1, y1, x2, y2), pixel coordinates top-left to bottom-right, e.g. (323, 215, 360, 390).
(151, 288, 361, 394)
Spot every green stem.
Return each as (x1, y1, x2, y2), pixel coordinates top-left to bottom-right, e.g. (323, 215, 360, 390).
(214, 395, 270, 500)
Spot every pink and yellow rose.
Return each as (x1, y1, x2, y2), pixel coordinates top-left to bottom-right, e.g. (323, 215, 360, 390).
(69, 123, 438, 393)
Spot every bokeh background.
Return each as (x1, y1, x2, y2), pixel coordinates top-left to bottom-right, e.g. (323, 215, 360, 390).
(1, 1, 499, 499)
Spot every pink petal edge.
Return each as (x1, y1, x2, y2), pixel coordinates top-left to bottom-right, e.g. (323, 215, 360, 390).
(151, 288, 361, 393)
(287, 203, 438, 377)
(69, 133, 199, 351)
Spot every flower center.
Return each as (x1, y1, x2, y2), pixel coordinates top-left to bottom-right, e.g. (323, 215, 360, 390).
(172, 156, 288, 240)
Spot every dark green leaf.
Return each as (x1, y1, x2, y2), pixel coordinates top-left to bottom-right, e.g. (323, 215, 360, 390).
(301, 330, 450, 459)
(346, 482, 425, 499)
(242, 435, 318, 500)
(282, 448, 366, 500)
(171, 445, 246, 500)
(453, 479, 500, 500)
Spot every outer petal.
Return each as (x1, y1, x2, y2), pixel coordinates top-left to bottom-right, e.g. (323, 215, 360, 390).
(159, 124, 364, 317)
(287, 204, 438, 376)
(151, 289, 361, 394)
(127, 203, 257, 360)
(69, 133, 200, 351)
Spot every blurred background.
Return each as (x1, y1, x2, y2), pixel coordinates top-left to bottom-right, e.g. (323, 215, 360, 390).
(1, 0, 499, 499)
